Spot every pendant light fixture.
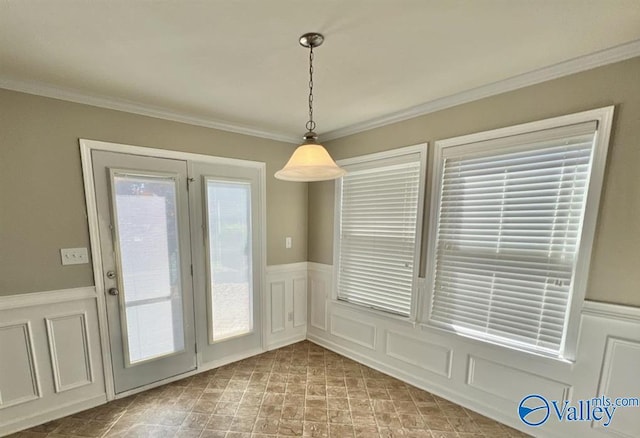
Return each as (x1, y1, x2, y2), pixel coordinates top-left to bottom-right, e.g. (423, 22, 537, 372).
(275, 32, 346, 182)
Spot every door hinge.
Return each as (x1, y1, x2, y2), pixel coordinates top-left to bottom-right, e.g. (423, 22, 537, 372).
(190, 264, 194, 276)
(194, 342, 198, 354)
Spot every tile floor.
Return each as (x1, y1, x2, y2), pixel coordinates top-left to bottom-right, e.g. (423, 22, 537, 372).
(9, 341, 530, 438)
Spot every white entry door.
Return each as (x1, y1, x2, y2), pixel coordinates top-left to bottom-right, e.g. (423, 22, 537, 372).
(92, 151, 197, 394)
(189, 161, 263, 363)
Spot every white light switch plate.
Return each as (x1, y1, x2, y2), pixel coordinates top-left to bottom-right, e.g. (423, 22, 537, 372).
(285, 237, 292, 249)
(60, 247, 89, 265)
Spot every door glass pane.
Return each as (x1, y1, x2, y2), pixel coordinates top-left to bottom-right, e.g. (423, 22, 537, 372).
(112, 173, 185, 364)
(206, 180, 253, 342)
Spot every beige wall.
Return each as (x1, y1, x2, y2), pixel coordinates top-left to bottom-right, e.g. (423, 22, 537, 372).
(309, 57, 640, 307)
(0, 89, 307, 295)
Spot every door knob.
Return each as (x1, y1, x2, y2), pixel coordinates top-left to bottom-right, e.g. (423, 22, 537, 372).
(106, 271, 116, 279)
(108, 287, 119, 296)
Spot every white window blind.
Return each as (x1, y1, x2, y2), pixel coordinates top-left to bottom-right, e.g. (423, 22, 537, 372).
(337, 149, 425, 317)
(428, 121, 598, 356)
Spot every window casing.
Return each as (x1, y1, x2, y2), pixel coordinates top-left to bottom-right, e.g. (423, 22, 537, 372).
(334, 145, 427, 318)
(424, 107, 614, 360)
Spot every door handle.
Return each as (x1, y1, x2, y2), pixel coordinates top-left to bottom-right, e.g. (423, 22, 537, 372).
(106, 271, 117, 279)
(108, 287, 119, 296)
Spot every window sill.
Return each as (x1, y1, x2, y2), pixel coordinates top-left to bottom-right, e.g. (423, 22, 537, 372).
(418, 321, 575, 365)
(330, 299, 418, 327)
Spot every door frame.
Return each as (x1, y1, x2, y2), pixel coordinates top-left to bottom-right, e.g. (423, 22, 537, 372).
(79, 138, 267, 400)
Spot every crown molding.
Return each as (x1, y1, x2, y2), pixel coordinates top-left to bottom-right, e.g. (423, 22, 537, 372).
(0, 77, 299, 144)
(322, 39, 640, 141)
(2, 40, 639, 144)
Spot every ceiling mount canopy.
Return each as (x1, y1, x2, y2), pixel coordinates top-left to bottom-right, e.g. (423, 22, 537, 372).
(275, 32, 346, 182)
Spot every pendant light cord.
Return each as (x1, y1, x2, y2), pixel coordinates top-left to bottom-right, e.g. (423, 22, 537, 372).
(306, 45, 316, 132)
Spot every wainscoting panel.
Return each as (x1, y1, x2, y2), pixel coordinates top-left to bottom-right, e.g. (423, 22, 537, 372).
(593, 337, 640, 438)
(0, 287, 106, 436)
(385, 330, 452, 378)
(265, 263, 308, 350)
(45, 312, 94, 393)
(293, 277, 307, 328)
(269, 281, 286, 334)
(330, 312, 376, 350)
(307, 263, 640, 438)
(309, 271, 328, 331)
(0, 321, 40, 409)
(466, 356, 571, 403)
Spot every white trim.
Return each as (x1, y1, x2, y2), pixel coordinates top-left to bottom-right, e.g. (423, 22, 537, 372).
(45, 312, 95, 393)
(0, 77, 298, 144)
(307, 262, 334, 275)
(266, 334, 307, 351)
(266, 262, 309, 274)
(322, 39, 640, 140)
(434, 106, 614, 148)
(0, 394, 107, 437)
(582, 301, 640, 323)
(80, 142, 117, 400)
(335, 143, 429, 167)
(0, 287, 96, 311)
(80, 138, 266, 168)
(422, 106, 615, 362)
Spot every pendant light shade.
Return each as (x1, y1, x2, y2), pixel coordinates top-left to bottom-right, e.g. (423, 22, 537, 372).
(275, 32, 346, 182)
(275, 141, 346, 182)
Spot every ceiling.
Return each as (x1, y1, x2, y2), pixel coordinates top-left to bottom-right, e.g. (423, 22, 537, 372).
(1, 1, 640, 143)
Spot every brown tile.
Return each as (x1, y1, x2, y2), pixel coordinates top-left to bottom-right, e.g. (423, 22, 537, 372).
(329, 423, 355, 437)
(282, 404, 305, 420)
(305, 408, 328, 422)
(304, 421, 329, 437)
(429, 431, 459, 438)
(398, 413, 425, 429)
(253, 418, 280, 434)
(425, 416, 455, 432)
(448, 417, 480, 433)
(328, 409, 352, 424)
(307, 383, 327, 396)
(213, 401, 239, 416)
(175, 428, 202, 438)
(327, 397, 349, 410)
(206, 414, 233, 430)
(278, 419, 304, 436)
(258, 404, 282, 418)
(229, 415, 256, 432)
(354, 424, 380, 438)
(375, 412, 401, 427)
(181, 412, 210, 430)
(378, 427, 406, 438)
(200, 429, 228, 438)
(350, 410, 377, 425)
(262, 393, 285, 405)
(127, 424, 178, 437)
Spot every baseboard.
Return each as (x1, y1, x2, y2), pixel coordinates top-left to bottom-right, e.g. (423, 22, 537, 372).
(266, 333, 306, 351)
(306, 333, 559, 438)
(0, 394, 107, 437)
